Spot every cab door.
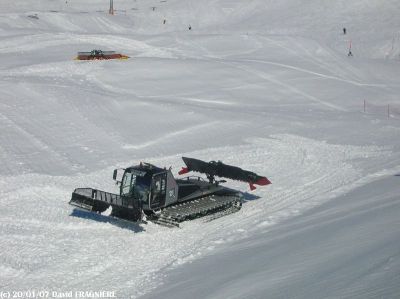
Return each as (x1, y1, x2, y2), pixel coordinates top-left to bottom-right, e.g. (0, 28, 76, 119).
(150, 172, 167, 210)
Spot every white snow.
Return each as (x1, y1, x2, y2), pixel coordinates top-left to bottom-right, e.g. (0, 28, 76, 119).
(142, 175, 400, 299)
(0, 0, 400, 298)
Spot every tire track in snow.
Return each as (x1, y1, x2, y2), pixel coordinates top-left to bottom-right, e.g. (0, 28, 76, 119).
(122, 121, 221, 150)
(261, 35, 367, 84)
(0, 109, 73, 173)
(237, 58, 386, 88)
(289, 37, 366, 83)
(218, 59, 347, 111)
(89, 15, 129, 34)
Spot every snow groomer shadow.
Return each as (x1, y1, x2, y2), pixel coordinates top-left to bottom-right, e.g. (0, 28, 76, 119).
(68, 157, 271, 228)
(241, 191, 262, 202)
(70, 208, 145, 233)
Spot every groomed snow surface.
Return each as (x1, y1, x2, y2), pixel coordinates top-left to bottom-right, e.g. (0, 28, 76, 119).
(1, 0, 400, 298)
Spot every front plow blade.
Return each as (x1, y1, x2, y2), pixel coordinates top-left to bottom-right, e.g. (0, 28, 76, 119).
(70, 188, 110, 213)
(69, 188, 142, 221)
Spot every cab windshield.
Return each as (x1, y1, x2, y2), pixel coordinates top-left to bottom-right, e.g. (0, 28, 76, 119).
(121, 171, 150, 201)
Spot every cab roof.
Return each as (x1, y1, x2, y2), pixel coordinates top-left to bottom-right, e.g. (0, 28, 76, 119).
(126, 162, 166, 177)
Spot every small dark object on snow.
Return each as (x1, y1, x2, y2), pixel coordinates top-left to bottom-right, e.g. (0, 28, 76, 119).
(75, 49, 129, 60)
(343, 27, 346, 35)
(348, 50, 353, 57)
(188, 25, 192, 30)
(69, 157, 271, 227)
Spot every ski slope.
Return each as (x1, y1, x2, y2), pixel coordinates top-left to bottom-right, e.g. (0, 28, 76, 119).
(1, 0, 400, 298)
(142, 174, 400, 299)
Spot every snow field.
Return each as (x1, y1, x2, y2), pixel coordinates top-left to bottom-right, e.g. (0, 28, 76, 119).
(0, 134, 393, 297)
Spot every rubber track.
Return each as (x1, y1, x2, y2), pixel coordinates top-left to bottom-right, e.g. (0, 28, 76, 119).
(150, 194, 242, 228)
